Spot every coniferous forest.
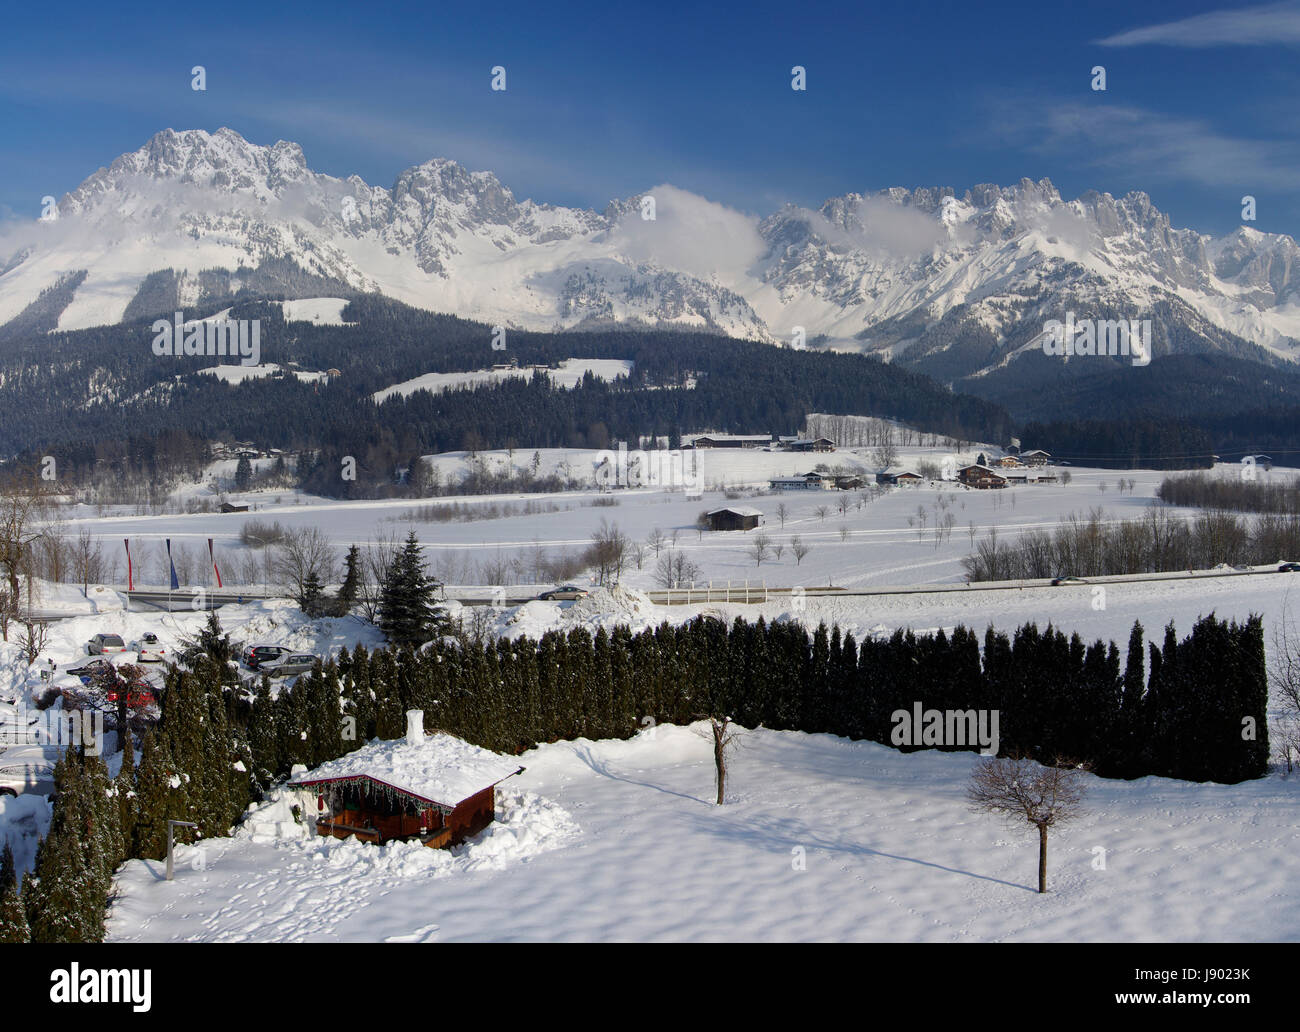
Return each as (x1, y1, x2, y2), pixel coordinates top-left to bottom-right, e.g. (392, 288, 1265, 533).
(4, 609, 1267, 942)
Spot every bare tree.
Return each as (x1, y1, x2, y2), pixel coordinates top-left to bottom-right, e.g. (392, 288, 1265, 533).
(272, 526, 335, 602)
(654, 550, 701, 589)
(773, 542, 785, 561)
(646, 527, 666, 557)
(694, 714, 742, 804)
(1270, 603, 1300, 772)
(1061, 469, 1073, 486)
(775, 502, 789, 528)
(17, 619, 50, 664)
(967, 755, 1089, 893)
(815, 505, 829, 522)
(0, 479, 53, 608)
(0, 587, 12, 641)
(791, 536, 810, 566)
(748, 531, 772, 567)
(586, 518, 629, 586)
(838, 524, 850, 542)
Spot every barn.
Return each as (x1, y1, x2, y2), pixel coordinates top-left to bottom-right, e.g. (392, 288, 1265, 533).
(957, 464, 1009, 489)
(705, 506, 763, 531)
(289, 711, 524, 849)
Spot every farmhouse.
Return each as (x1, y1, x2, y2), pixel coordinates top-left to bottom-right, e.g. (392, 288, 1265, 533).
(705, 506, 763, 531)
(220, 502, 249, 513)
(769, 472, 834, 491)
(690, 435, 773, 449)
(289, 712, 524, 849)
(957, 464, 1008, 489)
(785, 437, 835, 453)
(1020, 449, 1052, 467)
(876, 467, 922, 485)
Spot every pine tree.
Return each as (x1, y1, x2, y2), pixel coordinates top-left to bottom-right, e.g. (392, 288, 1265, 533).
(0, 843, 29, 943)
(334, 545, 361, 616)
(234, 454, 253, 491)
(377, 531, 447, 647)
(300, 569, 325, 618)
(249, 675, 280, 786)
(26, 750, 104, 942)
(115, 729, 138, 853)
(133, 731, 176, 860)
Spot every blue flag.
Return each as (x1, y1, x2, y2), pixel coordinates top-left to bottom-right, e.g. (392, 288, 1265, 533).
(166, 538, 179, 590)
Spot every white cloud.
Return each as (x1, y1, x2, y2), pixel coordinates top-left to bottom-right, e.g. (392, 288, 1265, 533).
(995, 101, 1300, 191)
(1098, 1, 1300, 47)
(607, 185, 767, 286)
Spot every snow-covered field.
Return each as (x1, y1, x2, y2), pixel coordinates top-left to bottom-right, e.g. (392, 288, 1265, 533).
(105, 724, 1300, 942)
(57, 455, 1300, 594)
(372, 358, 635, 402)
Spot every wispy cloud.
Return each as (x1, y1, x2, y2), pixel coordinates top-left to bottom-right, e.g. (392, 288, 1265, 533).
(993, 99, 1300, 191)
(1098, 1, 1300, 47)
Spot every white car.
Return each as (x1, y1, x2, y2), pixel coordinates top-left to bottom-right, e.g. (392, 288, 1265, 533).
(132, 632, 166, 663)
(0, 746, 58, 797)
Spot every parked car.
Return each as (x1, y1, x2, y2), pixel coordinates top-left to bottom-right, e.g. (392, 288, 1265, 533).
(0, 747, 57, 797)
(1050, 575, 1088, 586)
(86, 633, 127, 655)
(241, 644, 292, 670)
(66, 657, 119, 684)
(258, 653, 319, 680)
(538, 585, 590, 601)
(132, 632, 166, 663)
(1279, 562, 1300, 573)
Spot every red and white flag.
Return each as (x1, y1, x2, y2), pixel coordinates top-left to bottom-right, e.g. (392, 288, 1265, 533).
(124, 539, 133, 591)
(208, 538, 223, 589)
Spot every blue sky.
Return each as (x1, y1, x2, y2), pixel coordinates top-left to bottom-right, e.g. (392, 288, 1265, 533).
(1, 0, 1298, 237)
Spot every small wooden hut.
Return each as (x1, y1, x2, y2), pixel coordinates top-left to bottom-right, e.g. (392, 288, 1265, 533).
(289, 712, 524, 848)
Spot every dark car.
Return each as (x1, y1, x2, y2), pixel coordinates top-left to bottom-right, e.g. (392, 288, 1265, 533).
(66, 657, 118, 684)
(257, 653, 318, 680)
(538, 585, 590, 601)
(242, 644, 292, 670)
(1280, 562, 1300, 573)
(1050, 575, 1088, 586)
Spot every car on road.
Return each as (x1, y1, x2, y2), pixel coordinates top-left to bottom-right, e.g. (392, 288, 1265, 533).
(1280, 562, 1300, 573)
(241, 644, 292, 670)
(538, 585, 590, 601)
(257, 652, 319, 680)
(0, 747, 57, 797)
(1050, 575, 1088, 586)
(86, 633, 127, 655)
(132, 632, 166, 663)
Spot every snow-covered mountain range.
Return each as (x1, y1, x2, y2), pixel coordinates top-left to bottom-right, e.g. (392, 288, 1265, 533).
(3, 127, 1298, 380)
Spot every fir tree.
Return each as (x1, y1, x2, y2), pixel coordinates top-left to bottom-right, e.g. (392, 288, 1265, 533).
(234, 454, 253, 491)
(0, 843, 29, 943)
(299, 569, 325, 618)
(334, 545, 362, 616)
(377, 531, 447, 647)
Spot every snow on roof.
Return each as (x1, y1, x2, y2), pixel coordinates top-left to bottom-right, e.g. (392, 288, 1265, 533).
(289, 732, 523, 809)
(707, 505, 763, 517)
